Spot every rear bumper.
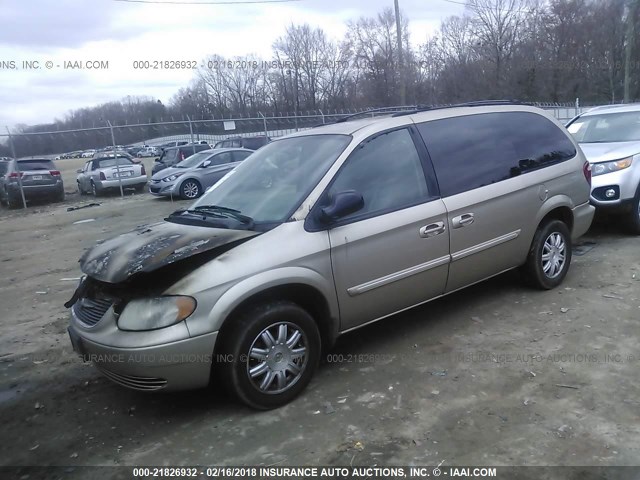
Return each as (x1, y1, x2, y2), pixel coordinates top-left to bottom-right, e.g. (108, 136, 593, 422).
(7, 182, 63, 198)
(571, 201, 595, 240)
(96, 177, 147, 190)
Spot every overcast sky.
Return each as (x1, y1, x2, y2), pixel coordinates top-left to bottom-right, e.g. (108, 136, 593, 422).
(0, 0, 463, 128)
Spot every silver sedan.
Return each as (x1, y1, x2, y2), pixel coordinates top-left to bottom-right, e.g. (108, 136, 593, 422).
(149, 148, 253, 199)
(77, 155, 148, 196)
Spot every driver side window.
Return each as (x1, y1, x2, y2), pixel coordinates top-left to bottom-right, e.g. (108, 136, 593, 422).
(327, 128, 430, 221)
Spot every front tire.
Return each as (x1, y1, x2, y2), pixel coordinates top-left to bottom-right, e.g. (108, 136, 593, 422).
(180, 179, 202, 199)
(626, 188, 640, 235)
(523, 219, 572, 290)
(219, 301, 321, 410)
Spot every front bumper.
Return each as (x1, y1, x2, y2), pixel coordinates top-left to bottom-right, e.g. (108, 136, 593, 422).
(69, 324, 217, 391)
(589, 165, 640, 208)
(149, 180, 178, 197)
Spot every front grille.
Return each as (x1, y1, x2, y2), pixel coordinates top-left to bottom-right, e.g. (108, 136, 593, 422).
(72, 297, 112, 327)
(149, 185, 161, 193)
(96, 366, 168, 391)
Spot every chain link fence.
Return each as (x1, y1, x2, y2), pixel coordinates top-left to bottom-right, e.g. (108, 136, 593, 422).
(1, 102, 588, 160)
(0, 101, 591, 209)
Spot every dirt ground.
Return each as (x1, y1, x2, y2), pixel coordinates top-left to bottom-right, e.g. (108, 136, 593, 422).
(0, 158, 639, 475)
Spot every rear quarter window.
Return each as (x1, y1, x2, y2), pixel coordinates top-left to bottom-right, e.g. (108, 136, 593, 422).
(417, 112, 577, 197)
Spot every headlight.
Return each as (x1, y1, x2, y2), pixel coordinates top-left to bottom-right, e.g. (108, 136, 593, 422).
(163, 173, 184, 182)
(117, 296, 196, 331)
(592, 157, 633, 177)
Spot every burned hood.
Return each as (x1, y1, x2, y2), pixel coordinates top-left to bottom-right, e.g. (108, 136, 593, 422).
(79, 221, 260, 283)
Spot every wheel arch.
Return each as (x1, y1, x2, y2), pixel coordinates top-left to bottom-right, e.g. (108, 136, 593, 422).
(534, 196, 574, 236)
(210, 272, 339, 359)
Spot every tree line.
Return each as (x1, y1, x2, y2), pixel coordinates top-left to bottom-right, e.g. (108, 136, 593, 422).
(3, 0, 639, 157)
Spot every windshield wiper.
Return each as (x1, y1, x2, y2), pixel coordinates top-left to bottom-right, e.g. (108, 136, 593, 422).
(191, 205, 253, 225)
(168, 208, 224, 219)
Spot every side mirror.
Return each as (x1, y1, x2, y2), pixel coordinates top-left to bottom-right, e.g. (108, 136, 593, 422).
(201, 160, 212, 168)
(76, 169, 83, 174)
(319, 190, 364, 223)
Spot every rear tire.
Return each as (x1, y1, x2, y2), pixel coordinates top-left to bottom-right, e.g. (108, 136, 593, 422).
(7, 194, 20, 209)
(91, 181, 100, 197)
(523, 219, 572, 290)
(218, 301, 321, 410)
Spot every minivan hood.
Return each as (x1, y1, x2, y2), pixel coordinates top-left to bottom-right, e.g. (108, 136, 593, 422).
(79, 221, 260, 283)
(579, 141, 640, 163)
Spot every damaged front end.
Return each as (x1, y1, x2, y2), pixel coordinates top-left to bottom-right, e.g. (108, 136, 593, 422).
(65, 222, 261, 391)
(66, 221, 260, 327)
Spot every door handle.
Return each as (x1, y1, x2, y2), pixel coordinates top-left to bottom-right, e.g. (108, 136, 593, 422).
(419, 221, 446, 238)
(452, 213, 475, 229)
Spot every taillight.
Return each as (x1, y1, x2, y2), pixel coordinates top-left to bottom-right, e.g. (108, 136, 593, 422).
(8, 172, 22, 179)
(141, 165, 146, 175)
(582, 161, 592, 186)
(99, 172, 106, 180)
(50, 170, 61, 176)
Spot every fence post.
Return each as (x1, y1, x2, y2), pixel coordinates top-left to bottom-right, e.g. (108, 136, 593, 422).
(107, 120, 124, 198)
(259, 112, 268, 139)
(575, 97, 580, 117)
(319, 110, 325, 124)
(6, 127, 27, 209)
(187, 115, 196, 154)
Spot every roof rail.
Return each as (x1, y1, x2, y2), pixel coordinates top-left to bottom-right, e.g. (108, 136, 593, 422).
(331, 106, 418, 124)
(391, 100, 531, 117)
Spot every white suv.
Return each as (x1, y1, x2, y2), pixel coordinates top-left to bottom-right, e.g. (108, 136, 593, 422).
(566, 103, 640, 233)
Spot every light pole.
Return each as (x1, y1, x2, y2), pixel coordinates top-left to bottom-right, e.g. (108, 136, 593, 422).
(394, 0, 406, 105)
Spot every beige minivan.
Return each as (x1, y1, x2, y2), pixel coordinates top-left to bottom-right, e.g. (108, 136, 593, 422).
(67, 102, 595, 409)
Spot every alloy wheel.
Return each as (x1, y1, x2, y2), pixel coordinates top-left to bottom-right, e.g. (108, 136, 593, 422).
(246, 322, 308, 394)
(542, 232, 566, 279)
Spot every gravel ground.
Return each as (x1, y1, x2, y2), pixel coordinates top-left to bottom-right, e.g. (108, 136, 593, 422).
(0, 169, 639, 477)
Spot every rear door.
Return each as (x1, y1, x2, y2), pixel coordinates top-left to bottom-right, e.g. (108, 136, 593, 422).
(416, 111, 577, 292)
(319, 127, 450, 331)
(201, 151, 234, 187)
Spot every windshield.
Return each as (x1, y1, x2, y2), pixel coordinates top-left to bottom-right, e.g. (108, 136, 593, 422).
(568, 111, 640, 143)
(190, 134, 351, 224)
(175, 151, 213, 168)
(17, 160, 55, 171)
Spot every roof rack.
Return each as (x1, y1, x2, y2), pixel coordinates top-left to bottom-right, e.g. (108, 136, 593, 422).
(330, 106, 419, 125)
(391, 100, 531, 117)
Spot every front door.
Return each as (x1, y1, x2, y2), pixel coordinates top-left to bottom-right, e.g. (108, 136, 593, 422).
(324, 127, 450, 331)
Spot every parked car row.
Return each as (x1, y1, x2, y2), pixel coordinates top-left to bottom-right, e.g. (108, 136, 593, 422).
(67, 102, 599, 409)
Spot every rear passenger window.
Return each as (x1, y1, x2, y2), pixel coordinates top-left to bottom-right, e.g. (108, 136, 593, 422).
(327, 128, 429, 220)
(211, 152, 233, 166)
(417, 112, 577, 197)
